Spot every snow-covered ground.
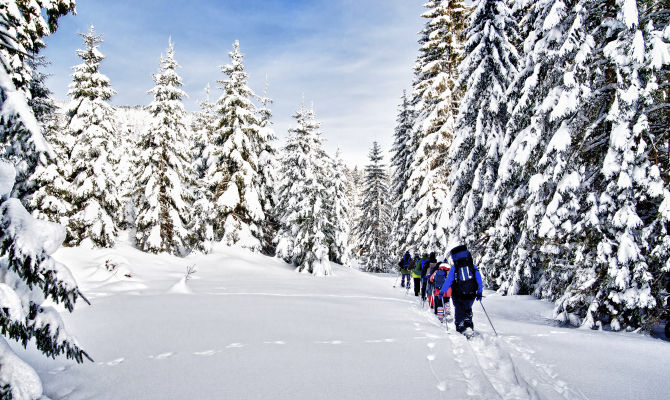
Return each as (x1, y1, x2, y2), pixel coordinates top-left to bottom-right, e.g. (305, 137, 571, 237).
(9, 237, 670, 399)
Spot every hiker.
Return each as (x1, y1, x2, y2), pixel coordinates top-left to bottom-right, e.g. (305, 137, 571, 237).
(430, 262, 452, 321)
(399, 251, 412, 288)
(420, 252, 437, 301)
(438, 245, 483, 336)
(411, 253, 422, 296)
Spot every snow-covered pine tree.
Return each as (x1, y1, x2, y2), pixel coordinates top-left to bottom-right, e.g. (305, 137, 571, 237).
(357, 142, 392, 272)
(389, 91, 414, 255)
(326, 149, 352, 265)
(0, 3, 72, 204)
(189, 84, 217, 253)
(639, 0, 670, 329)
(256, 80, 279, 254)
(0, 2, 92, 398)
(534, 0, 670, 330)
(344, 165, 364, 255)
(28, 55, 73, 226)
(443, 0, 520, 252)
(134, 39, 192, 255)
(275, 104, 332, 275)
(65, 25, 120, 247)
(480, 0, 589, 295)
(208, 41, 266, 250)
(404, 0, 468, 255)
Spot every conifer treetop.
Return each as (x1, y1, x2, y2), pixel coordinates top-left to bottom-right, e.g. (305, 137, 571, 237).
(68, 25, 116, 102)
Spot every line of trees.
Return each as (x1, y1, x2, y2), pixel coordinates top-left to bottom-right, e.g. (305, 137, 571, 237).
(391, 0, 669, 331)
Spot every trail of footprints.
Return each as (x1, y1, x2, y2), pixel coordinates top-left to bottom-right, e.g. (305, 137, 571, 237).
(84, 335, 438, 371)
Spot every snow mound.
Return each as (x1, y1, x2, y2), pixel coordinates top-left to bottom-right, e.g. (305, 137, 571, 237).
(167, 276, 192, 294)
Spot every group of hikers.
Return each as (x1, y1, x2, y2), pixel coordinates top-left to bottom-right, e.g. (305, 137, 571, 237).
(396, 244, 483, 337)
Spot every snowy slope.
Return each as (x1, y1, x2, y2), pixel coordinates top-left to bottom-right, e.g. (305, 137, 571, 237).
(8, 235, 670, 400)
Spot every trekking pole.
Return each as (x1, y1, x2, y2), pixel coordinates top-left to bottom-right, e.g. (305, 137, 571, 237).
(441, 297, 448, 331)
(479, 300, 498, 337)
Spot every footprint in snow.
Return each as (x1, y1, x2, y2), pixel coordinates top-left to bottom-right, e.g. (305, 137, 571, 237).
(106, 358, 124, 366)
(149, 352, 174, 360)
(427, 342, 436, 349)
(436, 381, 447, 392)
(365, 338, 396, 343)
(193, 350, 218, 356)
(226, 343, 245, 349)
(48, 366, 68, 375)
(263, 341, 286, 345)
(427, 354, 436, 361)
(315, 340, 342, 345)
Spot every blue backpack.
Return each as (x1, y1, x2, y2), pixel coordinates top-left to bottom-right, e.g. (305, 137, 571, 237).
(450, 245, 478, 299)
(433, 267, 449, 291)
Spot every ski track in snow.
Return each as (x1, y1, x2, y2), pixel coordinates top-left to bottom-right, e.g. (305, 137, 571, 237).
(411, 299, 587, 400)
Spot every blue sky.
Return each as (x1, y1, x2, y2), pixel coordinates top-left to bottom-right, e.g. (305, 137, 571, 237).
(43, 0, 427, 167)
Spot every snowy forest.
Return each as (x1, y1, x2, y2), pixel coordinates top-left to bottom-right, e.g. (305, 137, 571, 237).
(1, 0, 669, 398)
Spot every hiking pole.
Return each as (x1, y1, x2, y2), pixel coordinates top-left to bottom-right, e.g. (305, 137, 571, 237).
(479, 300, 498, 336)
(441, 297, 448, 331)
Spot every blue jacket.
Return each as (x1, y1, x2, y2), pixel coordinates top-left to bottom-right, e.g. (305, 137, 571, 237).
(440, 265, 483, 296)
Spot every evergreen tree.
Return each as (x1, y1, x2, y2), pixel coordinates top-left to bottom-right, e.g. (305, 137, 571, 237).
(389, 91, 414, 255)
(0, 2, 92, 398)
(404, 0, 468, 254)
(256, 81, 279, 254)
(481, 0, 589, 294)
(344, 165, 364, 254)
(443, 0, 520, 250)
(208, 41, 266, 250)
(189, 84, 217, 253)
(544, 0, 670, 331)
(65, 25, 120, 247)
(275, 104, 332, 275)
(357, 142, 392, 272)
(134, 39, 192, 255)
(327, 149, 352, 265)
(28, 56, 72, 225)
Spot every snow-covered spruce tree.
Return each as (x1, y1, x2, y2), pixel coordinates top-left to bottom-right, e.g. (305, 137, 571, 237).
(639, 0, 670, 328)
(404, 0, 468, 255)
(639, 0, 669, 183)
(389, 91, 414, 255)
(357, 142, 392, 272)
(538, 0, 670, 331)
(0, 2, 72, 204)
(345, 165, 364, 248)
(326, 149, 351, 265)
(274, 104, 332, 275)
(256, 81, 279, 254)
(65, 25, 120, 247)
(208, 41, 266, 250)
(134, 39, 192, 255)
(28, 55, 73, 226)
(481, 0, 589, 295)
(1, 2, 92, 398)
(189, 84, 217, 253)
(443, 0, 520, 253)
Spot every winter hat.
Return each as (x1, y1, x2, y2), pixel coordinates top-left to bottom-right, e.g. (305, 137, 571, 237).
(429, 252, 437, 263)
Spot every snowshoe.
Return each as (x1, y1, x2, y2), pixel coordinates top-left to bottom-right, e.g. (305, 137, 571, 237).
(437, 306, 444, 322)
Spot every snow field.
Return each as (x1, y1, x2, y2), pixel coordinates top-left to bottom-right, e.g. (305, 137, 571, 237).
(7, 241, 670, 399)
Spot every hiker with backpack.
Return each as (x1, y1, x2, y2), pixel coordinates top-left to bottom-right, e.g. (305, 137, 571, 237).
(411, 253, 422, 297)
(430, 262, 452, 321)
(420, 252, 437, 301)
(438, 245, 483, 336)
(399, 251, 412, 288)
